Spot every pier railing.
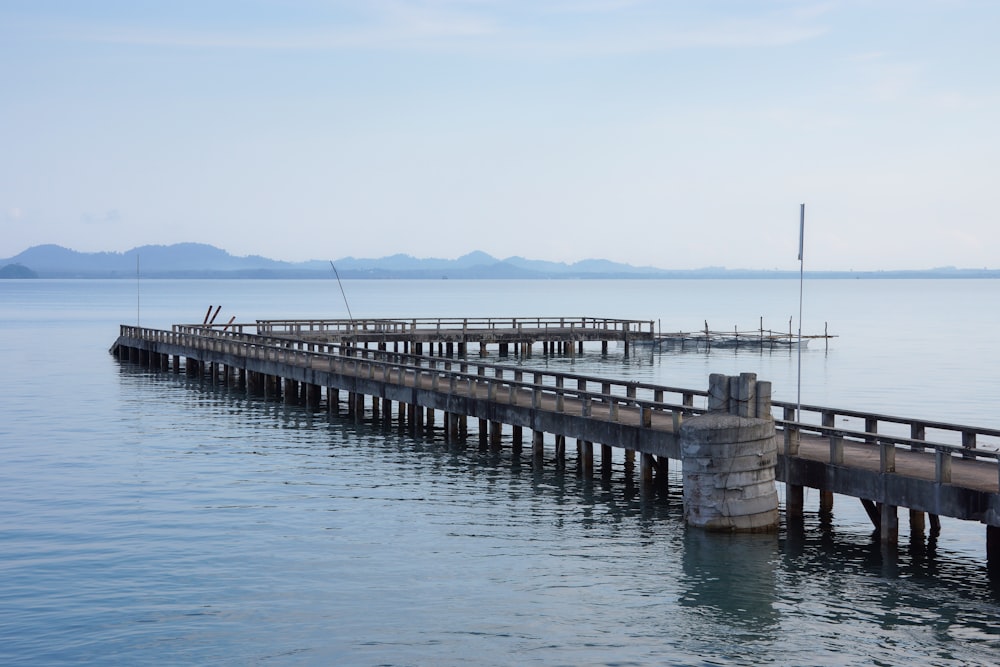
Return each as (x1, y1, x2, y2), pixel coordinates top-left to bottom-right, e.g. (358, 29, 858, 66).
(119, 324, 1000, 486)
(252, 316, 655, 338)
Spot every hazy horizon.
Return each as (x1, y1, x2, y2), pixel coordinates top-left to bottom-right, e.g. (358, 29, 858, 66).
(3, 2, 998, 272)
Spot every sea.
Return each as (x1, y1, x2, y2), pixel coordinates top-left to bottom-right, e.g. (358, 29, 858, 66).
(1, 277, 999, 666)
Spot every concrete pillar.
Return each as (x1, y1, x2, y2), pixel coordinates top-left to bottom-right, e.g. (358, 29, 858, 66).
(601, 444, 613, 477)
(641, 453, 655, 488)
(786, 485, 804, 519)
(819, 490, 834, 514)
(532, 431, 545, 463)
(478, 418, 489, 449)
(580, 440, 593, 477)
(881, 504, 899, 545)
(680, 413, 780, 532)
(512, 425, 523, 456)
(555, 435, 566, 465)
(988, 526, 1000, 572)
(490, 421, 502, 451)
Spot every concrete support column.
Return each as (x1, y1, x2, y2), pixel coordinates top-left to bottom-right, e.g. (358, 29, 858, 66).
(580, 440, 593, 477)
(641, 453, 655, 488)
(511, 425, 523, 457)
(819, 490, 834, 514)
(490, 421, 502, 451)
(680, 411, 780, 532)
(412, 403, 422, 434)
(478, 418, 489, 449)
(624, 449, 635, 479)
(786, 485, 805, 519)
(880, 504, 899, 545)
(555, 435, 566, 465)
(532, 431, 545, 463)
(987, 526, 1000, 572)
(601, 444, 613, 477)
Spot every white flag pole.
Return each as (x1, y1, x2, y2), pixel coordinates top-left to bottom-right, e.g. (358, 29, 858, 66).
(797, 204, 805, 423)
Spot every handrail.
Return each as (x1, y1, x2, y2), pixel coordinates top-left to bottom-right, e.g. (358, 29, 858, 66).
(118, 324, 1000, 466)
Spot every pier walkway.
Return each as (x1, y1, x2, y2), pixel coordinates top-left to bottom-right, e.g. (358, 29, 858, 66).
(247, 316, 654, 356)
(112, 322, 1000, 562)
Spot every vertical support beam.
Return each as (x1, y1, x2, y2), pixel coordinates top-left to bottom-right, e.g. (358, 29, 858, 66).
(601, 444, 613, 478)
(555, 435, 566, 465)
(910, 509, 925, 539)
(786, 484, 804, 519)
(880, 503, 899, 545)
(819, 490, 834, 514)
(624, 449, 635, 480)
(532, 430, 544, 463)
(413, 402, 424, 434)
(489, 421, 502, 451)
(479, 418, 489, 449)
(580, 440, 593, 477)
(640, 453, 655, 489)
(988, 526, 1000, 573)
(511, 425, 523, 457)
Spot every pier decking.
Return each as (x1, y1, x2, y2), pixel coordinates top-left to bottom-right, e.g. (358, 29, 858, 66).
(111, 320, 1000, 564)
(252, 316, 655, 356)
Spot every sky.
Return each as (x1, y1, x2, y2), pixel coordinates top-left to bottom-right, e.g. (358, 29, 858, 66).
(1, 1, 997, 271)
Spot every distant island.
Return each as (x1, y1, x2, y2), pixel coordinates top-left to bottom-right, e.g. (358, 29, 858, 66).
(1, 243, 997, 280)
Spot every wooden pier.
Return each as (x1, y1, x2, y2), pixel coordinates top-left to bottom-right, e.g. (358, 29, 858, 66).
(111, 320, 1000, 566)
(249, 316, 654, 356)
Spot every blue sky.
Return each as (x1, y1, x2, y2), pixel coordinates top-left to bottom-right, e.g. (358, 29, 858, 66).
(2, 1, 997, 270)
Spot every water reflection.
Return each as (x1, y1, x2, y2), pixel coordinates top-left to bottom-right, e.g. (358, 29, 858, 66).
(679, 530, 780, 634)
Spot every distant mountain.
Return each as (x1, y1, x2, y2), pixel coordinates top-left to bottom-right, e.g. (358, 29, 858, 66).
(1, 244, 998, 279)
(0, 244, 680, 279)
(0, 263, 38, 278)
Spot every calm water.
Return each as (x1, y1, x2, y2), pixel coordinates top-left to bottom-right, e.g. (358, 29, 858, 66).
(2, 278, 999, 666)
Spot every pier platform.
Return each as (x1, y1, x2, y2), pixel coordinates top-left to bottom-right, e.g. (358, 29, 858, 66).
(111, 319, 1000, 565)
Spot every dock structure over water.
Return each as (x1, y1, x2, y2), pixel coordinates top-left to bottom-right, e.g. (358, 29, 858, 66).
(252, 316, 655, 357)
(111, 319, 1000, 567)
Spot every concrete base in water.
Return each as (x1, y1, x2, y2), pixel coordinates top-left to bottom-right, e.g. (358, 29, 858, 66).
(680, 413, 779, 532)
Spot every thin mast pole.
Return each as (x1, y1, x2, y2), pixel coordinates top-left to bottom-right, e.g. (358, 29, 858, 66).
(797, 203, 805, 423)
(330, 261, 354, 324)
(136, 254, 141, 328)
